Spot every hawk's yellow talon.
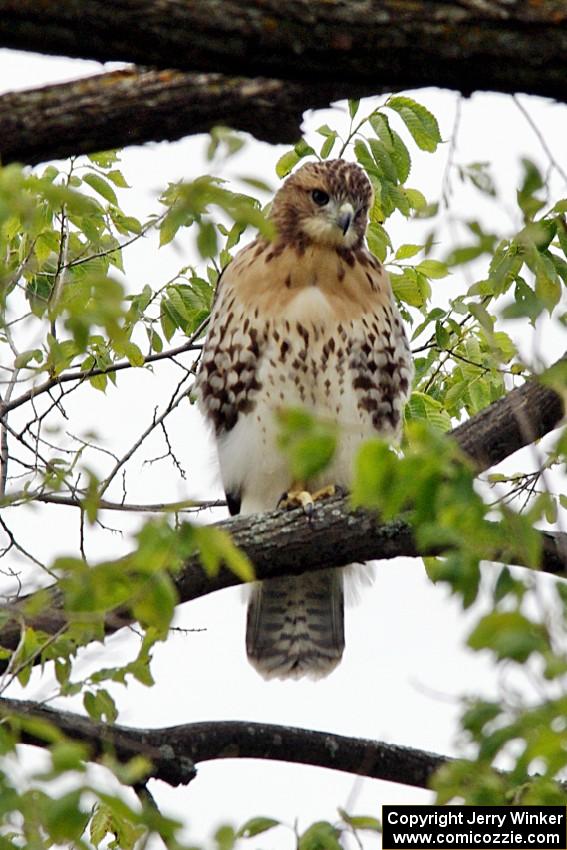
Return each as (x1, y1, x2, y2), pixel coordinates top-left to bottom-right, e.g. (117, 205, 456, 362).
(311, 484, 337, 501)
(278, 484, 339, 515)
(278, 489, 314, 513)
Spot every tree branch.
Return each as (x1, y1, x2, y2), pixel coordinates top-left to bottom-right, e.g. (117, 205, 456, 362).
(0, 362, 564, 663)
(0, 69, 340, 166)
(0, 695, 446, 790)
(32, 494, 226, 513)
(0, 329, 202, 419)
(1, 2, 567, 164)
(1, 1, 566, 104)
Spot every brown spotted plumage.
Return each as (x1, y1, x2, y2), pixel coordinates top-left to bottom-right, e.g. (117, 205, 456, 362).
(195, 159, 413, 680)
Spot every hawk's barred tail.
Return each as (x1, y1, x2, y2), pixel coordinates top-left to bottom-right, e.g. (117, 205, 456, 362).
(246, 569, 344, 680)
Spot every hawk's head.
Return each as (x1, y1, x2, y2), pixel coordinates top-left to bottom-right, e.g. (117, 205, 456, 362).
(270, 159, 373, 251)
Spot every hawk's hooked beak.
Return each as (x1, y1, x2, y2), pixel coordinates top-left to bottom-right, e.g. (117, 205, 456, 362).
(337, 202, 354, 236)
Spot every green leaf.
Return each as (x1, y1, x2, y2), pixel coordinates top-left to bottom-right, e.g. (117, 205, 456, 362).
(160, 301, 177, 341)
(276, 408, 337, 482)
(353, 139, 377, 176)
(405, 187, 428, 212)
(339, 809, 381, 832)
(517, 158, 545, 220)
(197, 220, 218, 258)
(89, 373, 108, 392)
(14, 349, 42, 369)
(194, 526, 254, 581)
(108, 755, 153, 786)
(207, 126, 246, 160)
(299, 822, 342, 850)
(109, 206, 142, 235)
(369, 113, 412, 183)
(320, 133, 337, 159)
(416, 259, 449, 279)
(519, 219, 557, 251)
(131, 572, 178, 635)
(533, 251, 562, 311)
(90, 802, 115, 847)
(237, 817, 280, 838)
(215, 825, 236, 850)
(83, 688, 118, 723)
(122, 341, 145, 367)
(50, 741, 88, 774)
(106, 169, 130, 188)
(406, 392, 452, 432)
(386, 96, 442, 152)
(390, 129, 412, 183)
(501, 277, 544, 324)
(444, 380, 468, 412)
(368, 139, 398, 184)
(275, 141, 315, 179)
(468, 611, 547, 662)
(83, 173, 119, 206)
(458, 162, 496, 196)
(88, 151, 119, 167)
(395, 243, 423, 260)
(148, 328, 163, 353)
(390, 269, 428, 308)
(435, 320, 450, 348)
(351, 440, 395, 509)
(491, 331, 516, 362)
(275, 149, 301, 178)
(348, 99, 360, 119)
(461, 700, 501, 738)
(366, 221, 391, 261)
(45, 790, 89, 842)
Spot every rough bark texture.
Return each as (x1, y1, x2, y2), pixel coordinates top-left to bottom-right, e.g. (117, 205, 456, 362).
(0, 1, 566, 103)
(450, 368, 565, 470)
(0, 695, 446, 790)
(1, 1, 567, 164)
(0, 69, 347, 165)
(0, 364, 564, 662)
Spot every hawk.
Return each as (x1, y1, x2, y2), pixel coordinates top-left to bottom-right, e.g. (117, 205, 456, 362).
(195, 159, 413, 679)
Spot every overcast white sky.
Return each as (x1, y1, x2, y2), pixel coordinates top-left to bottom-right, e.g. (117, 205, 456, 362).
(1, 49, 566, 849)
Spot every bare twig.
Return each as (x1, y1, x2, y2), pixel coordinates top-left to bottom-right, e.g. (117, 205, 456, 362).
(48, 197, 71, 335)
(513, 95, 567, 186)
(98, 374, 193, 497)
(0, 516, 49, 573)
(18, 492, 226, 513)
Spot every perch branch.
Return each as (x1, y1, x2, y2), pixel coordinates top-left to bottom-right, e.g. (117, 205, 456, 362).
(0, 360, 564, 664)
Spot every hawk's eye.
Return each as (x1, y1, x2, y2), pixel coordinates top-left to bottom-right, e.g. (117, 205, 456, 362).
(311, 189, 330, 206)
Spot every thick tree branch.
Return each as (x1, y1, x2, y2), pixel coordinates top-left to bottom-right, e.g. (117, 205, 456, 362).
(0, 363, 564, 664)
(0, 1, 566, 105)
(1, 2, 567, 164)
(0, 70, 343, 166)
(0, 695, 446, 790)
